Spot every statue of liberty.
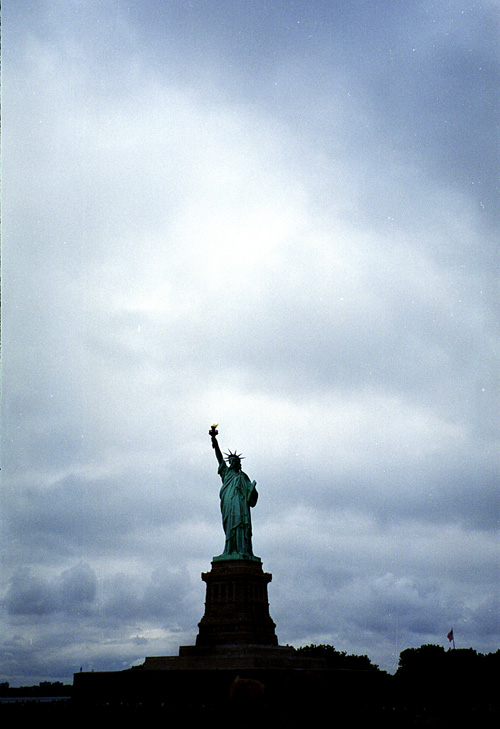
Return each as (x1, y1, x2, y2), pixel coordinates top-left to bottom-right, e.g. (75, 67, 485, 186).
(209, 425, 260, 562)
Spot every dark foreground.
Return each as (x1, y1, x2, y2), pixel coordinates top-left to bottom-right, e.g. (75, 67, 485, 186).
(2, 670, 499, 729)
(1, 698, 499, 729)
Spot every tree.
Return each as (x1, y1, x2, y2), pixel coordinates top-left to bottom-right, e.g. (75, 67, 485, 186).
(396, 644, 446, 677)
(296, 644, 381, 672)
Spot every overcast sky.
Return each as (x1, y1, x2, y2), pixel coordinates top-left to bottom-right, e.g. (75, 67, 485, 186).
(1, 0, 499, 685)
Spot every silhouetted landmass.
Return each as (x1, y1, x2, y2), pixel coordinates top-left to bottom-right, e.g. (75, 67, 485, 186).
(1, 645, 499, 727)
(0, 681, 72, 698)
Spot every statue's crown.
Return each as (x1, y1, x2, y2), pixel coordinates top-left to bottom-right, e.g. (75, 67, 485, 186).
(224, 450, 244, 462)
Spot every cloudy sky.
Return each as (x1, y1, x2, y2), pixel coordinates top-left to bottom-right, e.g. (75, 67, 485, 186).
(1, 0, 499, 685)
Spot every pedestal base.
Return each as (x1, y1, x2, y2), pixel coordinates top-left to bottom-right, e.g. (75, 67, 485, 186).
(196, 559, 278, 647)
(141, 643, 325, 671)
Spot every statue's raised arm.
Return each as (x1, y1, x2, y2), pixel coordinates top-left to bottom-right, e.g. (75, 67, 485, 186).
(209, 424, 223, 465)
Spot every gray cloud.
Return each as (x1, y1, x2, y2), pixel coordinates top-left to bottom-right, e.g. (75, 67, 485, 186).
(5, 563, 97, 617)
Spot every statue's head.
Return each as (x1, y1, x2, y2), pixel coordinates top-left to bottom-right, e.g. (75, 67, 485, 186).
(225, 450, 244, 472)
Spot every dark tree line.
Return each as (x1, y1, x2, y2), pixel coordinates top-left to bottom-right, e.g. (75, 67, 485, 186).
(396, 643, 500, 677)
(296, 643, 381, 671)
(295, 643, 499, 725)
(296, 642, 500, 677)
(392, 645, 500, 725)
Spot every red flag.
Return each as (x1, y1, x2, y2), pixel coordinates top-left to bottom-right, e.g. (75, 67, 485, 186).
(447, 629, 454, 642)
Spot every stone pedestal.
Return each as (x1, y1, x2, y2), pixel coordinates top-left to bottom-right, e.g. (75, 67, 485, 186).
(74, 557, 335, 712)
(196, 559, 278, 647)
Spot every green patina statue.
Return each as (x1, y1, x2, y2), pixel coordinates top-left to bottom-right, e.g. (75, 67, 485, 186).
(209, 425, 260, 562)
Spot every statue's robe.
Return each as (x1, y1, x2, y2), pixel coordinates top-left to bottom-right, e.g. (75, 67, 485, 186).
(217, 461, 258, 558)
